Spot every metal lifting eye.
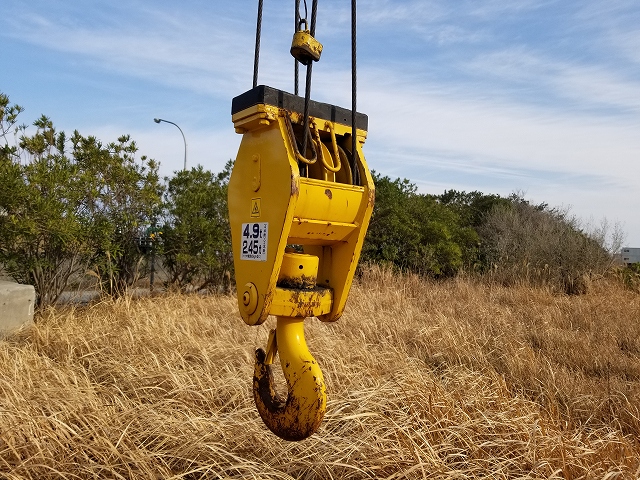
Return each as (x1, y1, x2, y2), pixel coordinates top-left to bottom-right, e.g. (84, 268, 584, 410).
(253, 317, 326, 441)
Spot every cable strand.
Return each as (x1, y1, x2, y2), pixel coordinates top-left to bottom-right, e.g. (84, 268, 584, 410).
(301, 0, 318, 158)
(294, 0, 300, 95)
(351, 0, 359, 185)
(253, 0, 264, 88)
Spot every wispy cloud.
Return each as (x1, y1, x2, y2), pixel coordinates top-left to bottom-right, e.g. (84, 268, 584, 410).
(4, 5, 259, 98)
(356, 66, 640, 184)
(463, 48, 640, 114)
(465, 0, 556, 18)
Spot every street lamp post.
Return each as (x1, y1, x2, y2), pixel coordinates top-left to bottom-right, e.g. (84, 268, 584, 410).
(150, 118, 187, 293)
(153, 118, 188, 171)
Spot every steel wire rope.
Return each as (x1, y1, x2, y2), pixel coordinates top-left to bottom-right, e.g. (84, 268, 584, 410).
(351, 0, 359, 185)
(300, 0, 318, 160)
(294, 0, 301, 95)
(253, 0, 264, 88)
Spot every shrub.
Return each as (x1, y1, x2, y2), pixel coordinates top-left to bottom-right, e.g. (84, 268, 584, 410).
(0, 93, 163, 306)
(479, 194, 615, 294)
(362, 173, 478, 277)
(72, 132, 163, 296)
(161, 163, 233, 292)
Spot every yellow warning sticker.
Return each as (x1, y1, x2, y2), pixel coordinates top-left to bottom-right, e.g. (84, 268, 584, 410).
(250, 198, 261, 218)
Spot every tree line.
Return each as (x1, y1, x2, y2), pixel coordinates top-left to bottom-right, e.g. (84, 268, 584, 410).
(1, 93, 233, 308)
(0, 93, 621, 309)
(365, 176, 619, 294)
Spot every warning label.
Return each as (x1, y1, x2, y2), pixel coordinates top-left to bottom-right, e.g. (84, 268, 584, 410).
(250, 198, 261, 218)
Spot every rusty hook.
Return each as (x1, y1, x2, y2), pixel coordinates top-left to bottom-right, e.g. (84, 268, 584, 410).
(253, 316, 326, 441)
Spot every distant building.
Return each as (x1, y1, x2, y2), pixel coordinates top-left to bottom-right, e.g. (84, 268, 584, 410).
(621, 247, 640, 266)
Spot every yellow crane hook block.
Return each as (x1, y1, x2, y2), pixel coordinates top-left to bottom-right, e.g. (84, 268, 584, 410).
(229, 85, 374, 326)
(228, 85, 374, 441)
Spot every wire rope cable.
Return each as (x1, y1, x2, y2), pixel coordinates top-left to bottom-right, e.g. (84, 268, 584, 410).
(351, 0, 359, 185)
(250, 0, 359, 185)
(300, 0, 318, 159)
(253, 0, 264, 88)
(294, 0, 301, 95)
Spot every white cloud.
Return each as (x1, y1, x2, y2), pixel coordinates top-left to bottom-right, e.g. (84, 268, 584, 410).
(351, 64, 640, 243)
(465, 48, 640, 113)
(360, 69, 640, 178)
(356, 0, 447, 25)
(7, 14, 251, 98)
(466, 0, 556, 18)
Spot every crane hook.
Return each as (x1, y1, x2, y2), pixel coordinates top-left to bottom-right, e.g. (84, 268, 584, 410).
(253, 316, 326, 441)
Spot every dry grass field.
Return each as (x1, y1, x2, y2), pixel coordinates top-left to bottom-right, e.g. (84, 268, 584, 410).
(1, 266, 639, 479)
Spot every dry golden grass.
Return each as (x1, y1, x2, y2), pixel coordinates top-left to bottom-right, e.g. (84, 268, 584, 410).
(1, 265, 639, 479)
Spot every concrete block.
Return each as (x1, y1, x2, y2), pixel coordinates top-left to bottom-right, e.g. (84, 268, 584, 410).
(0, 281, 35, 335)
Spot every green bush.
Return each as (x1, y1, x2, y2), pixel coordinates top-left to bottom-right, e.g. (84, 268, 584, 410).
(362, 173, 478, 277)
(618, 263, 640, 292)
(1, 113, 90, 308)
(72, 131, 163, 296)
(0, 93, 163, 306)
(161, 163, 233, 292)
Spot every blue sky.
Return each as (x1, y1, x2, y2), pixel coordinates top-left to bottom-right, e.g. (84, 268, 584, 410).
(1, 0, 639, 246)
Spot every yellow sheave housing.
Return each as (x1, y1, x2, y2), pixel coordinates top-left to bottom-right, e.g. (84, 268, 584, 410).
(228, 85, 374, 326)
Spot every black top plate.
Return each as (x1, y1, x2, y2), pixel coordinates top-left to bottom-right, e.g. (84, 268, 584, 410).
(231, 85, 368, 131)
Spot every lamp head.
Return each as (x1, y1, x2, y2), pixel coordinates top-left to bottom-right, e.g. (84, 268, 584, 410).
(153, 118, 161, 123)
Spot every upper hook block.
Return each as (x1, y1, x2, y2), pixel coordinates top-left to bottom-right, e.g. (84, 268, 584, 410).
(291, 29, 323, 65)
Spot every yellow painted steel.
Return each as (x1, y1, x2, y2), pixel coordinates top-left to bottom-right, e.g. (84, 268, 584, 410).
(253, 316, 326, 441)
(228, 86, 374, 441)
(278, 252, 319, 289)
(229, 102, 374, 326)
